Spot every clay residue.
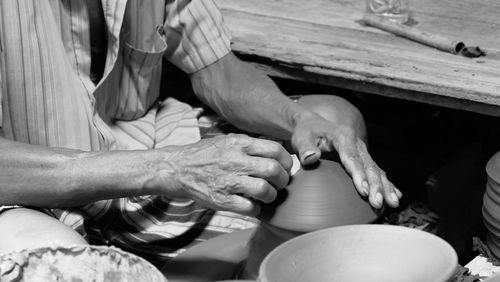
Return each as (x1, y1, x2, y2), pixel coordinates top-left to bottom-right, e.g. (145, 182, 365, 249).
(0, 245, 167, 282)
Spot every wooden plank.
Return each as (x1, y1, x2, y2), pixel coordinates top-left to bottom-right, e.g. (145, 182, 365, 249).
(246, 60, 500, 117)
(215, 0, 500, 115)
(216, 0, 500, 48)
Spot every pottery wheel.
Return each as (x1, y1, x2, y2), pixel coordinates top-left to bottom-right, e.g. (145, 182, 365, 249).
(162, 228, 256, 282)
(163, 159, 380, 281)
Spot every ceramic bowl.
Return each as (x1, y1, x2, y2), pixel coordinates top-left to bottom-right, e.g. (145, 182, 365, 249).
(485, 151, 500, 259)
(259, 224, 457, 282)
(243, 159, 380, 279)
(259, 159, 379, 232)
(486, 180, 500, 202)
(0, 245, 167, 282)
(487, 151, 500, 184)
(483, 207, 500, 236)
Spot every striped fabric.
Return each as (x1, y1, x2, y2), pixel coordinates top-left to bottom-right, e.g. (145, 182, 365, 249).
(0, 0, 257, 265)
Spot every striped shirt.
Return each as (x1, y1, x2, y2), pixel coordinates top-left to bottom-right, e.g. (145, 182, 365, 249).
(0, 0, 257, 265)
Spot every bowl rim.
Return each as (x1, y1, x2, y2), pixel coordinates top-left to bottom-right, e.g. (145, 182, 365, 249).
(259, 224, 458, 282)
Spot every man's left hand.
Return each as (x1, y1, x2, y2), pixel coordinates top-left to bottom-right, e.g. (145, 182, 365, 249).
(291, 112, 402, 209)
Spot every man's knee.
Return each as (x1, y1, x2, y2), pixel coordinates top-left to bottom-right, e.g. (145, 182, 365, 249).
(0, 208, 87, 254)
(296, 95, 367, 141)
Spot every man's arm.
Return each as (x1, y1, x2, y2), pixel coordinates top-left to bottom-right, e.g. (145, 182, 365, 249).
(0, 136, 162, 207)
(190, 53, 304, 141)
(0, 135, 292, 215)
(190, 52, 401, 208)
(0, 133, 291, 215)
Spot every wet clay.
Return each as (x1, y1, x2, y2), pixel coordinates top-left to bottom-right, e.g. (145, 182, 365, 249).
(258, 159, 379, 231)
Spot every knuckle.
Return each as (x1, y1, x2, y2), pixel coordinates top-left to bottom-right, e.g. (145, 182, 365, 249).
(214, 177, 238, 192)
(268, 141, 283, 153)
(367, 179, 382, 190)
(386, 181, 396, 191)
(266, 160, 282, 175)
(254, 179, 276, 203)
(370, 183, 383, 192)
(224, 133, 248, 146)
(356, 139, 368, 151)
(346, 152, 361, 163)
(253, 178, 269, 192)
(210, 192, 233, 209)
(364, 162, 378, 172)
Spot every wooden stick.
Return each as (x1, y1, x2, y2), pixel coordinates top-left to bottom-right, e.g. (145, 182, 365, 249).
(362, 13, 465, 54)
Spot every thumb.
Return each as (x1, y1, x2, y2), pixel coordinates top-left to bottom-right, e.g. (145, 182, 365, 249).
(291, 134, 321, 165)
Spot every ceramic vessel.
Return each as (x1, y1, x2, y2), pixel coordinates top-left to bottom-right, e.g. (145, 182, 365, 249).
(258, 159, 379, 232)
(484, 151, 500, 259)
(242, 159, 380, 279)
(0, 245, 166, 282)
(259, 224, 458, 282)
(164, 160, 381, 281)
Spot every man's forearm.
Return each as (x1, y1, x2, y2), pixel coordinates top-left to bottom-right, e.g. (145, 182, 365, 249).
(0, 137, 162, 208)
(190, 53, 312, 140)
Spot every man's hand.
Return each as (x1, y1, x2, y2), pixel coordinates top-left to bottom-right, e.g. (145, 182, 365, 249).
(159, 134, 293, 216)
(291, 112, 402, 209)
(189, 53, 400, 210)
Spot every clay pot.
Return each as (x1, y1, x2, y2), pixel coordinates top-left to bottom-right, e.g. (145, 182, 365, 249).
(242, 159, 380, 279)
(484, 151, 500, 259)
(259, 224, 458, 282)
(0, 245, 166, 282)
(258, 159, 379, 232)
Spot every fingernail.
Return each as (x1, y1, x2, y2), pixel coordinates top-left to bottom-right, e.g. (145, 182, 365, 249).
(302, 150, 316, 161)
(390, 193, 399, 203)
(362, 181, 369, 190)
(361, 189, 368, 197)
(375, 193, 383, 206)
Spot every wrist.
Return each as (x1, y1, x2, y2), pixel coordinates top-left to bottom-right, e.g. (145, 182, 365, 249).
(141, 148, 180, 196)
(71, 150, 168, 199)
(292, 109, 318, 129)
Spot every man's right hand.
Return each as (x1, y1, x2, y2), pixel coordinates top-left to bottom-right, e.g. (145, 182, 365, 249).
(157, 134, 293, 216)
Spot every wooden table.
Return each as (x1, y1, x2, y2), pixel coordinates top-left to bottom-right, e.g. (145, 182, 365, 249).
(216, 0, 500, 116)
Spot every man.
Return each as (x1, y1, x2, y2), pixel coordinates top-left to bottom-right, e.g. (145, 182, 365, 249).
(0, 0, 401, 265)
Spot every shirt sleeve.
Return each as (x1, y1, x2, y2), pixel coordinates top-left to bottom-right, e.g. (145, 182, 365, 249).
(163, 0, 232, 74)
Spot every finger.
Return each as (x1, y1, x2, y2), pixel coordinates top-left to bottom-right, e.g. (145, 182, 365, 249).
(364, 162, 384, 209)
(290, 132, 321, 165)
(394, 187, 403, 199)
(354, 141, 384, 208)
(215, 194, 261, 216)
(246, 157, 290, 190)
(230, 176, 278, 203)
(380, 173, 399, 208)
(245, 138, 293, 172)
(337, 140, 368, 197)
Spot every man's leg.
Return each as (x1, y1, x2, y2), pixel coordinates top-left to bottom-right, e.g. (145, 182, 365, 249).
(0, 208, 87, 254)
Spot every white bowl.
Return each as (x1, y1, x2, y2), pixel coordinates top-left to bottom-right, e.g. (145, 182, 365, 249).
(259, 224, 457, 282)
